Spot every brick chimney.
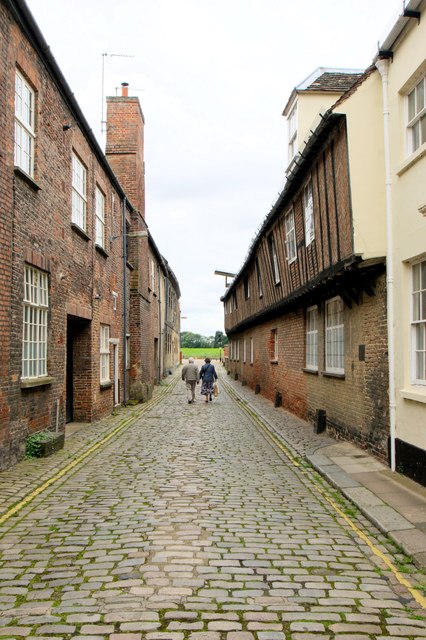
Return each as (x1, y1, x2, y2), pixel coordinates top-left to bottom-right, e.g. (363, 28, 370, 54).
(105, 83, 145, 218)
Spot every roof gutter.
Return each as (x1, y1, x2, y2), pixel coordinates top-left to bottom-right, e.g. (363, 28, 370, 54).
(376, 0, 422, 58)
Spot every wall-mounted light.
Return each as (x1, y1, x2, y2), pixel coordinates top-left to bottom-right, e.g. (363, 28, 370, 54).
(62, 123, 72, 131)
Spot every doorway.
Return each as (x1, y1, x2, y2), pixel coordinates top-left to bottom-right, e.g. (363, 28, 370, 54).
(66, 316, 91, 423)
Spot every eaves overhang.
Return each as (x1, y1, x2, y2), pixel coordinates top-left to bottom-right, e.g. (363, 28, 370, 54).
(376, 0, 423, 59)
(222, 110, 344, 302)
(226, 256, 386, 336)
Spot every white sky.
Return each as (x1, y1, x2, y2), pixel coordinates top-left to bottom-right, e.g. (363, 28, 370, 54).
(28, 0, 401, 337)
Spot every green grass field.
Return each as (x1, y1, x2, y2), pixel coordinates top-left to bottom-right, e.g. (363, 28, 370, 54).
(181, 347, 222, 360)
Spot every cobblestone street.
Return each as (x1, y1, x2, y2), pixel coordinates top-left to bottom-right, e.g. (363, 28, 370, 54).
(1, 367, 426, 639)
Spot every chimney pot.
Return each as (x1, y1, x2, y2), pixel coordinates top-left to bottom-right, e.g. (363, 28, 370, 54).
(121, 82, 129, 97)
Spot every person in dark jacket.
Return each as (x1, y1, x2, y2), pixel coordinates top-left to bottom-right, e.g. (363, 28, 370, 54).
(199, 357, 218, 403)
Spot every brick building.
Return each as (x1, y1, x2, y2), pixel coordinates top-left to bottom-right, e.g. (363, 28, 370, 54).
(0, 0, 180, 469)
(223, 70, 390, 461)
(105, 87, 181, 391)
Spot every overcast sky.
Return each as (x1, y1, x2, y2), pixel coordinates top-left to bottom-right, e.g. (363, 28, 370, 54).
(29, 0, 400, 337)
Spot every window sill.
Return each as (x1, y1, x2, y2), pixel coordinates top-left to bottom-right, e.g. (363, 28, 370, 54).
(303, 367, 318, 375)
(21, 376, 54, 389)
(95, 244, 109, 258)
(397, 142, 426, 176)
(100, 381, 113, 389)
(321, 371, 345, 379)
(71, 223, 90, 241)
(14, 166, 41, 191)
(400, 388, 426, 404)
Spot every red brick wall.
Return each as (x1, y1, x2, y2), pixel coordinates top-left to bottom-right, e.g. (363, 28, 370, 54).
(0, 3, 13, 459)
(227, 276, 389, 460)
(229, 313, 307, 419)
(306, 276, 389, 459)
(0, 5, 129, 468)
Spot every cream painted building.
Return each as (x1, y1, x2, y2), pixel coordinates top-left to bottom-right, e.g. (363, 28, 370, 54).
(281, 0, 426, 484)
(375, 0, 426, 482)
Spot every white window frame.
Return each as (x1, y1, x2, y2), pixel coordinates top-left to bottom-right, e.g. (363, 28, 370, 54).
(285, 208, 297, 263)
(244, 275, 250, 300)
(95, 186, 106, 248)
(243, 339, 247, 364)
(306, 306, 318, 371)
(303, 179, 315, 246)
(150, 259, 156, 292)
(288, 101, 297, 163)
(256, 259, 263, 298)
(325, 297, 344, 374)
(412, 259, 426, 384)
(407, 75, 426, 155)
(250, 337, 254, 365)
(72, 153, 87, 230)
(15, 70, 35, 177)
(100, 325, 110, 383)
(22, 265, 48, 379)
(269, 235, 280, 285)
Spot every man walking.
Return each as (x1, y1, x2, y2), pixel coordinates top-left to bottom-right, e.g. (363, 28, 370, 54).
(181, 357, 199, 404)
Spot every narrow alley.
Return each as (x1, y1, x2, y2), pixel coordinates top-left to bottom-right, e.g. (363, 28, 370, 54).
(0, 364, 425, 639)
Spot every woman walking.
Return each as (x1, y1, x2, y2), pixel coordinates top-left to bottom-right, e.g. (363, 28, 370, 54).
(199, 357, 218, 403)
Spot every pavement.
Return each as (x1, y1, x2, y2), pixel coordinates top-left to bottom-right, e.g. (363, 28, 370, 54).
(219, 363, 426, 570)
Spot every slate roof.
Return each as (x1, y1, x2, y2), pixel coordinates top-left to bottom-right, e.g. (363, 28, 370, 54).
(282, 67, 364, 116)
(304, 71, 364, 92)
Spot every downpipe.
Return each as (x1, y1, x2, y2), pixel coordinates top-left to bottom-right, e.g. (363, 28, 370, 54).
(376, 57, 396, 472)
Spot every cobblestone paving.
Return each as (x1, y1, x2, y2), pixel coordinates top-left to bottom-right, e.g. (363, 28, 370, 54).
(0, 369, 425, 639)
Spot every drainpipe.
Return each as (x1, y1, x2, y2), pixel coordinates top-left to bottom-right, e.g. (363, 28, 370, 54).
(376, 57, 396, 472)
(157, 262, 162, 383)
(122, 196, 127, 405)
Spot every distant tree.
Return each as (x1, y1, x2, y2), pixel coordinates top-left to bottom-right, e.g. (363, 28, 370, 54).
(213, 331, 227, 348)
(180, 332, 205, 348)
(180, 331, 226, 349)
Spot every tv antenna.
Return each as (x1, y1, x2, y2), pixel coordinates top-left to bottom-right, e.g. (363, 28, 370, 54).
(101, 52, 135, 134)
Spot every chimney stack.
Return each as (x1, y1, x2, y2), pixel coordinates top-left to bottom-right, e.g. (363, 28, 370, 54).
(105, 84, 146, 218)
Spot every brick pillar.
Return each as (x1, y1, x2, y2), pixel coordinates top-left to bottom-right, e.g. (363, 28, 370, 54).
(105, 85, 146, 218)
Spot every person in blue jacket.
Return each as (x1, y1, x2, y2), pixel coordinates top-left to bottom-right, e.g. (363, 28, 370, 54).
(199, 357, 218, 403)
